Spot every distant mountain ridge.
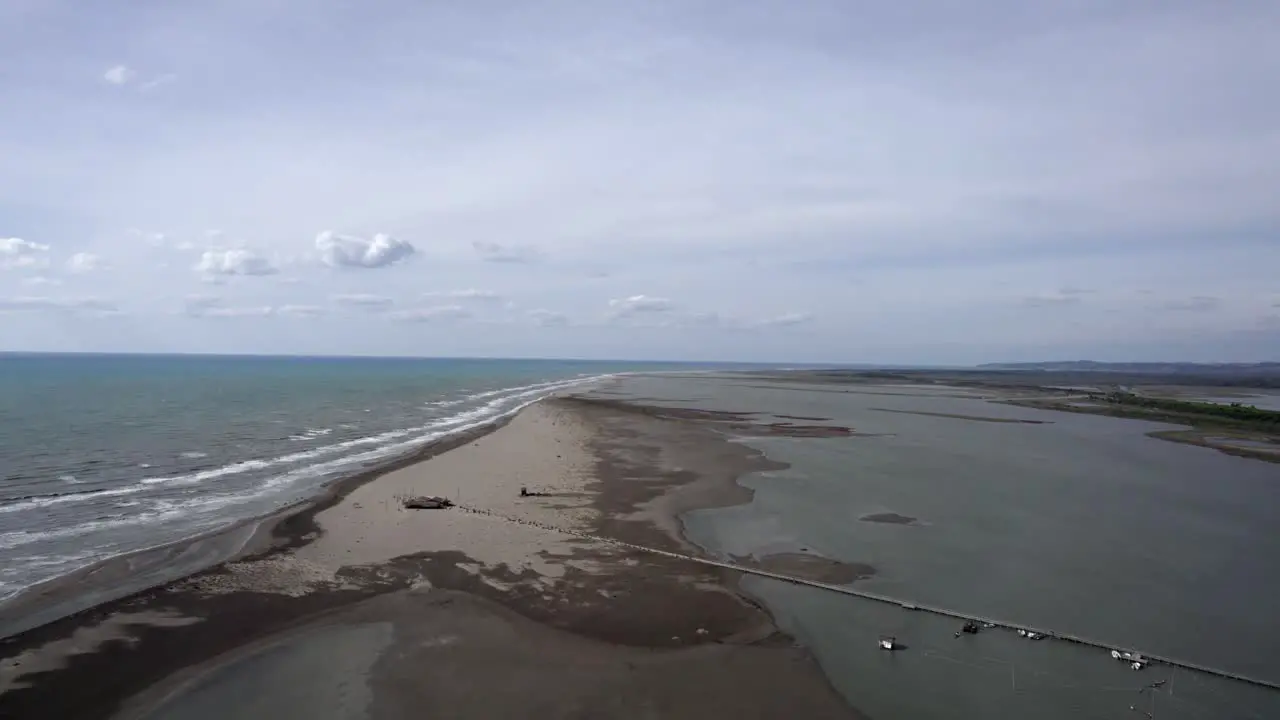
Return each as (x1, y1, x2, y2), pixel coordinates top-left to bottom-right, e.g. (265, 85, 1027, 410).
(978, 361, 1280, 375)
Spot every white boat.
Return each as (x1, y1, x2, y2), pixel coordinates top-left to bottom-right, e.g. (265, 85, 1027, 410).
(879, 635, 898, 651)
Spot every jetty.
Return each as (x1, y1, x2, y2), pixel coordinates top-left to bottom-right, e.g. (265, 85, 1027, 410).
(453, 503, 1280, 694)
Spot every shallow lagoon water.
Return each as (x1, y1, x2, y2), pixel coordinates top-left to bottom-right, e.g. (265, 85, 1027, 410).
(614, 374, 1280, 719)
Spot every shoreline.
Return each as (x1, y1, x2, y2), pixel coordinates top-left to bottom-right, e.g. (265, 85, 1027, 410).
(1, 394, 860, 719)
(0, 413, 519, 641)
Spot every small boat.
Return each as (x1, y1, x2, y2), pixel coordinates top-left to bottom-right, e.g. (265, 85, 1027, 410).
(879, 635, 898, 651)
(1110, 650, 1148, 669)
(961, 621, 979, 634)
(1017, 629, 1044, 640)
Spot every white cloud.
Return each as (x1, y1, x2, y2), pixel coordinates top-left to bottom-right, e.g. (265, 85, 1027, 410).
(66, 252, 104, 274)
(527, 308, 569, 327)
(608, 295, 675, 317)
(423, 289, 504, 302)
(180, 294, 272, 318)
(277, 304, 326, 317)
(103, 64, 134, 85)
(332, 293, 393, 310)
(316, 231, 414, 269)
(21, 276, 62, 287)
(472, 241, 542, 264)
(389, 305, 471, 322)
(0, 296, 119, 314)
(750, 312, 814, 328)
(194, 248, 278, 276)
(204, 305, 273, 317)
(0, 238, 51, 270)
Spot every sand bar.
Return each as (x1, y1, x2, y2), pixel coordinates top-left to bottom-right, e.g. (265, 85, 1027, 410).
(0, 396, 861, 719)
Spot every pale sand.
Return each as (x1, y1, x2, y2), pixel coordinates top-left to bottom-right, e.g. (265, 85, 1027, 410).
(295, 401, 615, 575)
(170, 401, 624, 598)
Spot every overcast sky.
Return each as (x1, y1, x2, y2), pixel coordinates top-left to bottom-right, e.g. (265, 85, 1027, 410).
(2, 1, 1277, 364)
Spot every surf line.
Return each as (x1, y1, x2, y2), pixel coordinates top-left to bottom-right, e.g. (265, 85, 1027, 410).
(451, 504, 1280, 694)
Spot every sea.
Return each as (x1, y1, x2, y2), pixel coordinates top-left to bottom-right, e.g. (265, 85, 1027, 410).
(0, 353, 730, 612)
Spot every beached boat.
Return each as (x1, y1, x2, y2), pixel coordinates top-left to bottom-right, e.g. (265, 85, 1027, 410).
(403, 495, 454, 509)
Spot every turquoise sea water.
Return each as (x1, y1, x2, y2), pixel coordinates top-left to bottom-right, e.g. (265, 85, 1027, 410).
(0, 353, 728, 604)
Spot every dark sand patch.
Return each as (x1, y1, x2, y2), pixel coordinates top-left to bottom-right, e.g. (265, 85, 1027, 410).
(724, 382, 978, 399)
(869, 407, 1050, 424)
(774, 414, 833, 422)
(560, 396, 786, 555)
(1146, 429, 1280, 464)
(860, 513, 919, 526)
(741, 553, 875, 585)
(564, 396, 856, 439)
(564, 396, 762, 423)
(114, 589, 855, 720)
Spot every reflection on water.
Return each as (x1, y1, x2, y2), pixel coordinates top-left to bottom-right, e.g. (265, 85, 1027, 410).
(613, 374, 1280, 719)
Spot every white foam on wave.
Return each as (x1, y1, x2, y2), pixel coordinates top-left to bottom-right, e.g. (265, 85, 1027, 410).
(0, 485, 156, 515)
(0, 371, 617, 597)
(288, 427, 333, 441)
(259, 374, 604, 494)
(0, 373, 614, 519)
(179, 451, 209, 459)
(141, 374, 609, 490)
(0, 487, 267, 553)
(424, 398, 467, 408)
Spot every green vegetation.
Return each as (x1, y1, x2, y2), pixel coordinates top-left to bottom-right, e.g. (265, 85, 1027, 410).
(1086, 392, 1280, 430)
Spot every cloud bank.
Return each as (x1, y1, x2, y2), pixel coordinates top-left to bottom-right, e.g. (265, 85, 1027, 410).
(2, 2, 1278, 362)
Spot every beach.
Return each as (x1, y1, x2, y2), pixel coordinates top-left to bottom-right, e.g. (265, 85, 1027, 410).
(0, 395, 860, 719)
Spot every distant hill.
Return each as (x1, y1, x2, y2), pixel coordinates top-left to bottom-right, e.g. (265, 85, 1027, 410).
(977, 361, 1280, 376)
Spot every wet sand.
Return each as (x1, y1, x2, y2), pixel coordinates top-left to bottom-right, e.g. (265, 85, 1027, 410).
(0, 397, 860, 719)
(869, 407, 1051, 424)
(746, 553, 877, 584)
(859, 512, 920, 526)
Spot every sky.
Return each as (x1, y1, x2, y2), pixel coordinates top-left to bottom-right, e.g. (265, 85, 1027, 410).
(2, 0, 1278, 364)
